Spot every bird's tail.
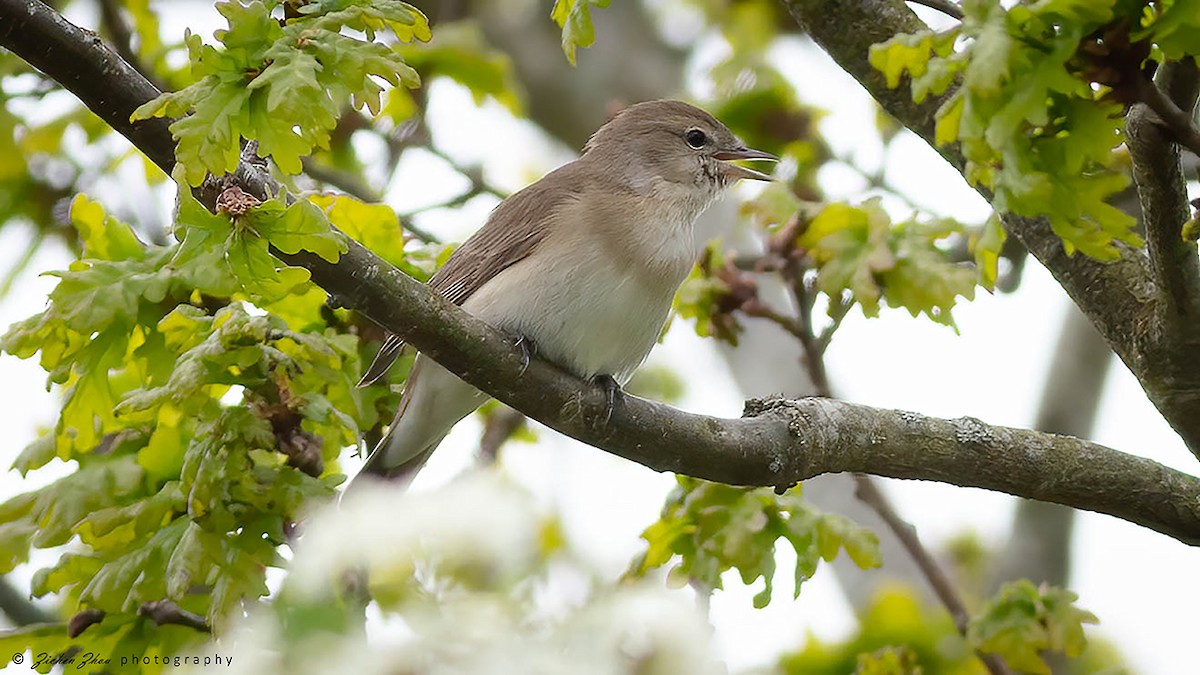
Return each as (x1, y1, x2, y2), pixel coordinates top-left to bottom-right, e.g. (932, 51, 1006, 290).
(354, 429, 445, 488)
(347, 355, 488, 491)
(358, 334, 406, 387)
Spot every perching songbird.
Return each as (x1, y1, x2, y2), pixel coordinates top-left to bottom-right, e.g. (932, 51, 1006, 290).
(355, 100, 775, 484)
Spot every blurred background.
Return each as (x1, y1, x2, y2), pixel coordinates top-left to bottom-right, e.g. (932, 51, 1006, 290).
(0, 0, 1196, 672)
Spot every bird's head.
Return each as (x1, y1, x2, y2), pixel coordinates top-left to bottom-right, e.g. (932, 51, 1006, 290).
(583, 100, 778, 191)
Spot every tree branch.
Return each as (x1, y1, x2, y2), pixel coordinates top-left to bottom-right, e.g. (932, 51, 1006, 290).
(95, 0, 165, 91)
(1136, 62, 1200, 161)
(5, 0, 1200, 546)
(0, 0, 174, 175)
(905, 0, 963, 21)
(853, 476, 1013, 675)
(0, 576, 56, 626)
(137, 600, 211, 633)
(479, 406, 527, 463)
(774, 257, 1008, 673)
(782, 0, 1200, 459)
(1127, 61, 1200, 323)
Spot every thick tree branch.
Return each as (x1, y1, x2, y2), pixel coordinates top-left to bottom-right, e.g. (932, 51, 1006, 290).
(5, 0, 1200, 545)
(783, 0, 1200, 458)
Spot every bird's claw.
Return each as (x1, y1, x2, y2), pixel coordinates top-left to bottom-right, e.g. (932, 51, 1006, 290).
(513, 334, 536, 376)
(593, 374, 621, 427)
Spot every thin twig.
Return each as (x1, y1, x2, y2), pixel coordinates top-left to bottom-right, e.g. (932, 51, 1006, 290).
(298, 158, 440, 244)
(137, 600, 211, 633)
(95, 0, 166, 91)
(1137, 72, 1200, 160)
(814, 293, 853, 355)
(742, 301, 807, 341)
(301, 157, 383, 203)
(906, 0, 964, 21)
(396, 185, 485, 220)
(0, 576, 56, 625)
(479, 406, 527, 463)
(835, 155, 924, 213)
(853, 476, 1014, 675)
(424, 145, 507, 199)
(401, 219, 440, 245)
(313, 110, 493, 245)
(785, 271, 833, 396)
(778, 254, 1011, 675)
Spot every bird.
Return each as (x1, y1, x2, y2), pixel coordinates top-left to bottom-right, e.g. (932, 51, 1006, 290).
(354, 99, 776, 485)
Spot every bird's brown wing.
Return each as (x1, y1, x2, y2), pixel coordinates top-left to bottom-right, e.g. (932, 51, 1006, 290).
(357, 164, 582, 386)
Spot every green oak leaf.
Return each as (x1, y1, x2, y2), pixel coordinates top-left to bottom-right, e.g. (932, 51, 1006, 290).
(551, 0, 611, 66)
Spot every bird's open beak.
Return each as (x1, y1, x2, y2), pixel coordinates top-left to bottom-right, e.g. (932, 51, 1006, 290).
(714, 147, 778, 182)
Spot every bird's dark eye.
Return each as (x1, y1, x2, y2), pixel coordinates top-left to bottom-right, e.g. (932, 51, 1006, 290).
(685, 128, 708, 149)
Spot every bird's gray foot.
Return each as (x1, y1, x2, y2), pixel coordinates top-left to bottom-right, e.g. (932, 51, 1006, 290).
(512, 333, 537, 376)
(593, 374, 621, 427)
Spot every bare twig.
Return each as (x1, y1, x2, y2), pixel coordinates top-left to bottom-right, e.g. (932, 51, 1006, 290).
(1136, 69, 1200, 160)
(137, 600, 211, 633)
(396, 185, 486, 220)
(777, 251, 1010, 674)
(742, 301, 807, 341)
(400, 219, 441, 245)
(298, 159, 440, 244)
(834, 154, 924, 213)
(301, 157, 383, 203)
(424, 145, 507, 200)
(905, 0, 964, 21)
(95, 0, 166, 91)
(785, 272, 832, 396)
(479, 406, 527, 463)
(814, 293, 853, 355)
(853, 476, 1013, 674)
(0, 576, 56, 626)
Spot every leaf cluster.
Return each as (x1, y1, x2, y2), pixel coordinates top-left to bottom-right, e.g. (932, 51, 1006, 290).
(132, 0, 431, 184)
(869, 0, 1200, 260)
(0, 187, 401, 648)
(779, 584, 1112, 675)
(683, 192, 983, 341)
(629, 477, 881, 609)
(795, 198, 979, 328)
(968, 580, 1099, 675)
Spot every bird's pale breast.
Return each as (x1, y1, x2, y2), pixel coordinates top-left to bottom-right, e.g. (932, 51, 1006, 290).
(461, 213, 697, 383)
